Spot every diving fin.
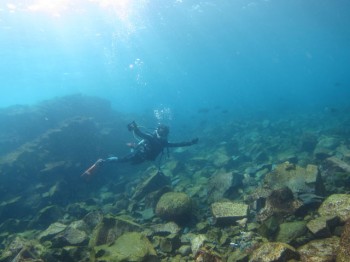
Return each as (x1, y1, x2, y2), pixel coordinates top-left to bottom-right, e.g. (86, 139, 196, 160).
(81, 159, 104, 178)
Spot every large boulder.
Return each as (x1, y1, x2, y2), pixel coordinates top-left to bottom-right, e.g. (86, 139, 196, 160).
(155, 192, 192, 224)
(263, 162, 324, 196)
(207, 169, 242, 203)
(51, 227, 88, 248)
(132, 170, 170, 201)
(249, 242, 300, 262)
(306, 216, 339, 238)
(38, 222, 67, 242)
(89, 215, 141, 247)
(337, 219, 350, 262)
(257, 187, 303, 222)
(298, 236, 339, 262)
(318, 194, 350, 223)
(275, 221, 308, 245)
(93, 232, 158, 262)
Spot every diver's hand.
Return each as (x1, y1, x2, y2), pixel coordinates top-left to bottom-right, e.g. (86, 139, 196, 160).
(127, 121, 137, 131)
(191, 138, 199, 145)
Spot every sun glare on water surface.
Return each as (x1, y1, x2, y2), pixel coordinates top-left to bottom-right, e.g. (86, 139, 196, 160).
(3, 0, 148, 29)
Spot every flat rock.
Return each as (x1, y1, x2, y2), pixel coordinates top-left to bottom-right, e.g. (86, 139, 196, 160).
(306, 216, 339, 238)
(38, 222, 67, 242)
(89, 215, 141, 247)
(211, 201, 248, 225)
(152, 222, 181, 236)
(52, 227, 88, 247)
(249, 242, 300, 262)
(298, 236, 339, 262)
(94, 232, 158, 262)
(276, 221, 307, 244)
(326, 156, 350, 173)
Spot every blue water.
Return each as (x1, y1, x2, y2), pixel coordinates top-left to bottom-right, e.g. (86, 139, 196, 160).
(1, 0, 349, 115)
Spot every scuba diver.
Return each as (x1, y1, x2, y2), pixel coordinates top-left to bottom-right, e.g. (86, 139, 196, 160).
(81, 121, 199, 178)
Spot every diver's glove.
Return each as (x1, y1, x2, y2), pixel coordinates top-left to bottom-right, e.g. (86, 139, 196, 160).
(127, 121, 137, 131)
(191, 138, 199, 145)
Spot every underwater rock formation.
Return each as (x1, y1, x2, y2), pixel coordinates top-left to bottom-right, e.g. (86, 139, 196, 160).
(249, 242, 300, 262)
(257, 187, 303, 222)
(297, 236, 339, 261)
(155, 192, 192, 224)
(1, 95, 350, 260)
(337, 219, 350, 262)
(211, 201, 248, 225)
(263, 162, 324, 196)
(94, 232, 158, 262)
(207, 169, 242, 203)
(318, 194, 350, 223)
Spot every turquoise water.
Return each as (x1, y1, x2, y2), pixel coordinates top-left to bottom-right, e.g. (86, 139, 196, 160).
(1, 0, 349, 114)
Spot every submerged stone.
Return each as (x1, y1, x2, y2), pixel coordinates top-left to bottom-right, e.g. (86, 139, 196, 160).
(263, 162, 324, 195)
(51, 227, 89, 247)
(94, 232, 158, 262)
(155, 192, 192, 224)
(90, 215, 141, 247)
(275, 221, 307, 245)
(211, 201, 248, 225)
(38, 222, 67, 242)
(306, 216, 339, 238)
(132, 170, 171, 200)
(207, 169, 241, 203)
(250, 242, 300, 262)
(318, 194, 350, 223)
(337, 219, 350, 262)
(298, 236, 339, 262)
(31, 205, 64, 229)
(151, 222, 181, 236)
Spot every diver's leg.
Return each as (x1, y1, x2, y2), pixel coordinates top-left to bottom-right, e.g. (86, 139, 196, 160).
(81, 156, 119, 178)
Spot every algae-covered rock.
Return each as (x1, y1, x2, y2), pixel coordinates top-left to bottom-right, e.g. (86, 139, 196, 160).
(249, 242, 300, 262)
(42, 246, 90, 262)
(337, 219, 350, 262)
(306, 216, 339, 238)
(275, 221, 307, 245)
(318, 194, 350, 222)
(227, 250, 249, 262)
(190, 234, 207, 255)
(158, 235, 179, 253)
(51, 227, 88, 247)
(257, 187, 303, 222)
(151, 222, 181, 236)
(326, 156, 350, 173)
(155, 192, 192, 223)
(94, 232, 158, 262)
(83, 210, 103, 230)
(90, 215, 141, 247)
(211, 201, 248, 225)
(132, 170, 170, 200)
(210, 146, 231, 167)
(31, 205, 64, 229)
(263, 162, 324, 195)
(0, 236, 45, 262)
(38, 222, 67, 242)
(207, 169, 242, 203)
(298, 236, 339, 262)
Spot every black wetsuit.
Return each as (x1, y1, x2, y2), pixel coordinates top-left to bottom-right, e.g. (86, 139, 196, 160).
(113, 126, 195, 165)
